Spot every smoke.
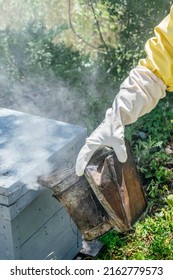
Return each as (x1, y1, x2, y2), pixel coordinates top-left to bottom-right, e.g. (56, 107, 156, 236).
(0, 54, 113, 192)
(0, 69, 84, 123)
(0, 1, 91, 125)
(0, 63, 94, 191)
(0, 1, 116, 191)
(0, 36, 94, 191)
(0, 107, 64, 190)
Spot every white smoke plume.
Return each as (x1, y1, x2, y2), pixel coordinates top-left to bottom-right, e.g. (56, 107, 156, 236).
(0, 0, 116, 191)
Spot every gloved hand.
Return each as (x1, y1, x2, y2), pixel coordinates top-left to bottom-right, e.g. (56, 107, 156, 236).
(75, 66, 166, 176)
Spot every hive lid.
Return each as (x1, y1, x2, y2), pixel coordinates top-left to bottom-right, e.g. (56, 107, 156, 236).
(0, 107, 86, 205)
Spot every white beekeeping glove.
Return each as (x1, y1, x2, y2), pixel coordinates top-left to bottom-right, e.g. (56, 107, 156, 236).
(76, 66, 166, 176)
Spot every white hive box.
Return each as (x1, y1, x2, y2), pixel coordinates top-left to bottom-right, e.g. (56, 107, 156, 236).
(0, 108, 87, 260)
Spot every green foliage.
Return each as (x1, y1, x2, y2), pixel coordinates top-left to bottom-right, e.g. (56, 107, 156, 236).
(0, 17, 116, 129)
(166, 195, 173, 208)
(98, 206, 173, 260)
(98, 0, 172, 80)
(0, 21, 86, 82)
(126, 96, 173, 186)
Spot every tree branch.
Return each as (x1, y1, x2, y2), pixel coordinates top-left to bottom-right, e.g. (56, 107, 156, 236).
(68, 0, 100, 50)
(89, 0, 109, 52)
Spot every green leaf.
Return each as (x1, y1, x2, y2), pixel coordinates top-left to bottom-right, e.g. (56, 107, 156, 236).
(166, 195, 173, 208)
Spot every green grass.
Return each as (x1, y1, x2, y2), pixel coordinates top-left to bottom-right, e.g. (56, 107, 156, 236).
(97, 205, 173, 260)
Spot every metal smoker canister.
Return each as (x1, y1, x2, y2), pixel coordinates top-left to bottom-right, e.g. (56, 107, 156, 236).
(38, 141, 147, 240)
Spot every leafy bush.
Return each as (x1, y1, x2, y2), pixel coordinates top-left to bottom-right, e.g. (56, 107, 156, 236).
(0, 19, 120, 131)
(99, 0, 172, 80)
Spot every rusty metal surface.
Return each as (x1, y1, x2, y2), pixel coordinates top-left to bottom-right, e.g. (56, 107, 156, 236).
(39, 141, 147, 240)
(39, 169, 113, 240)
(85, 142, 147, 232)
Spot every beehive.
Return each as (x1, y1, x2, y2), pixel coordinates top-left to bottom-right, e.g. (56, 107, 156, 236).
(0, 107, 86, 259)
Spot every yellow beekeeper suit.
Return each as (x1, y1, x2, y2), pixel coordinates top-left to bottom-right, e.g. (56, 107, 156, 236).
(139, 5, 173, 92)
(75, 6, 172, 176)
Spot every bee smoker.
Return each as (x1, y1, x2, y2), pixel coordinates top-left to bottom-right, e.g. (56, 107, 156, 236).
(38, 141, 147, 240)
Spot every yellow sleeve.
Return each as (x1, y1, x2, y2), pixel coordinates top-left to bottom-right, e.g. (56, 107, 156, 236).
(139, 5, 173, 92)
